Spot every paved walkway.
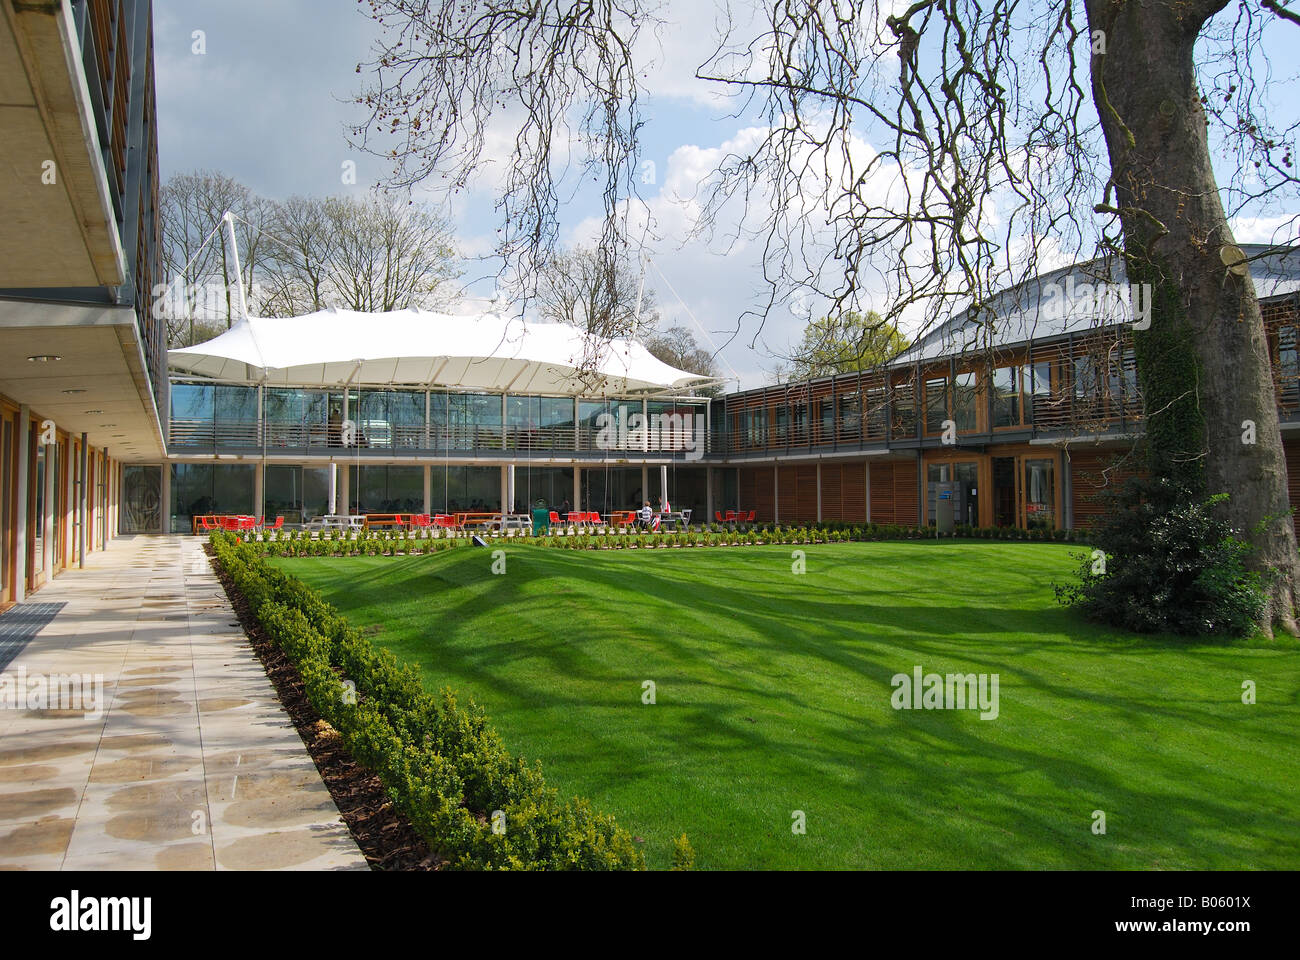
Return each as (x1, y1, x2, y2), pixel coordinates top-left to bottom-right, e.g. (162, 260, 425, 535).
(0, 535, 367, 870)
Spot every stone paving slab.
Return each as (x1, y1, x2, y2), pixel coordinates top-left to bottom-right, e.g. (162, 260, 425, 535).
(0, 535, 367, 871)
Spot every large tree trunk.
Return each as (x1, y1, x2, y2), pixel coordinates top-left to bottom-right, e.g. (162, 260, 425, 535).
(1086, 0, 1300, 636)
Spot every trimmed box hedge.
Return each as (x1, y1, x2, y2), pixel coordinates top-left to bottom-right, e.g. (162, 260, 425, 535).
(210, 531, 644, 870)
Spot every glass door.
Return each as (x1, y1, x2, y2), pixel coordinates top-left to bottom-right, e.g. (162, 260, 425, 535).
(1022, 457, 1056, 529)
(992, 456, 1017, 527)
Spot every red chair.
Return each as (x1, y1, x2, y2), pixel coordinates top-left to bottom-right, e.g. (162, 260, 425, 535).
(267, 516, 285, 532)
(715, 511, 725, 523)
(745, 510, 756, 523)
(549, 511, 562, 525)
(587, 512, 602, 526)
(433, 514, 459, 531)
(199, 516, 218, 532)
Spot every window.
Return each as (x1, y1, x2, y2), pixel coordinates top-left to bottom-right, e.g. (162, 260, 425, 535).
(891, 381, 916, 438)
(819, 398, 834, 441)
(772, 405, 789, 443)
(925, 377, 948, 434)
(1279, 326, 1299, 407)
(790, 399, 808, 442)
(509, 396, 574, 449)
(838, 392, 861, 440)
(1025, 362, 1051, 422)
(993, 366, 1023, 427)
(865, 385, 888, 438)
(1024, 458, 1056, 529)
(744, 407, 768, 446)
(1073, 356, 1101, 401)
(952, 372, 977, 431)
(433, 393, 501, 448)
(1107, 349, 1139, 407)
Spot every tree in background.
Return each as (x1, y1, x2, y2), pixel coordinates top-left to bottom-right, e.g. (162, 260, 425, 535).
(158, 170, 273, 344)
(157, 173, 461, 344)
(790, 312, 909, 380)
(644, 324, 722, 396)
(533, 246, 656, 340)
(260, 194, 460, 316)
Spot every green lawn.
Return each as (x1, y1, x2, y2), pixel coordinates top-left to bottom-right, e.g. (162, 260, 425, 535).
(275, 542, 1300, 870)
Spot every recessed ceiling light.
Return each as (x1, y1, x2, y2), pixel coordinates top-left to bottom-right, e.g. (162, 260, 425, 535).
(63, 388, 86, 394)
(27, 355, 61, 362)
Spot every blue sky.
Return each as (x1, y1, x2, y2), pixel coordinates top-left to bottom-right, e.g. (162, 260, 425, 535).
(154, 1, 1299, 391)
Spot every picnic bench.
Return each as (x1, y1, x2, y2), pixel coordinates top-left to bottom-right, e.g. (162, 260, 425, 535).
(304, 515, 365, 533)
(363, 513, 413, 531)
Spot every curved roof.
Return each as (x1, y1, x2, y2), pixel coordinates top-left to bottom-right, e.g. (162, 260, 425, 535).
(893, 243, 1300, 366)
(168, 308, 713, 394)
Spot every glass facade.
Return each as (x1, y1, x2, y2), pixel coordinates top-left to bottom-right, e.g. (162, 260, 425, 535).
(351, 466, 424, 514)
(514, 466, 573, 514)
(649, 466, 707, 520)
(265, 465, 331, 523)
(357, 390, 426, 449)
(430, 465, 501, 513)
(428, 392, 501, 450)
(169, 382, 259, 446)
(507, 396, 574, 450)
(581, 466, 643, 515)
(169, 464, 255, 533)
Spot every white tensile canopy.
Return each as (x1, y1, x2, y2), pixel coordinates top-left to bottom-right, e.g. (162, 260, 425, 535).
(168, 308, 715, 394)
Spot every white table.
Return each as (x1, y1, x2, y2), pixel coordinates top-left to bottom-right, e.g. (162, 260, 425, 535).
(304, 514, 365, 532)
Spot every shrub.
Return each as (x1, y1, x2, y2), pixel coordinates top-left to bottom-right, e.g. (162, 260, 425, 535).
(1054, 476, 1267, 636)
(671, 833, 695, 871)
(208, 532, 644, 870)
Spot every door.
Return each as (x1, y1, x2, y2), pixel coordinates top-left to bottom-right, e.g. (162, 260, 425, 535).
(1022, 457, 1056, 530)
(991, 454, 1057, 529)
(992, 457, 1017, 527)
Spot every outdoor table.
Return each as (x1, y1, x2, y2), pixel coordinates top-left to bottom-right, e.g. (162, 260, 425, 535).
(363, 513, 413, 530)
(660, 511, 686, 531)
(456, 512, 506, 532)
(502, 514, 533, 531)
(192, 514, 220, 535)
(305, 515, 365, 532)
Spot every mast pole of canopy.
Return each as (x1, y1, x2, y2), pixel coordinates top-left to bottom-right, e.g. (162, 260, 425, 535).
(222, 211, 249, 322)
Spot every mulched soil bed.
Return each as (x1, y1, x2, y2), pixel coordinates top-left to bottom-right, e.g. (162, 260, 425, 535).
(205, 543, 442, 870)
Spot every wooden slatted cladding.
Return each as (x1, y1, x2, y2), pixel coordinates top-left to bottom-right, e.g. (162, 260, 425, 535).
(89, 0, 113, 106)
(867, 459, 918, 525)
(777, 466, 796, 519)
(1263, 296, 1300, 417)
(110, 8, 129, 193)
(1069, 447, 1141, 527)
(794, 465, 818, 521)
(738, 466, 775, 520)
(819, 463, 867, 522)
(738, 462, 871, 523)
(1286, 438, 1300, 540)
